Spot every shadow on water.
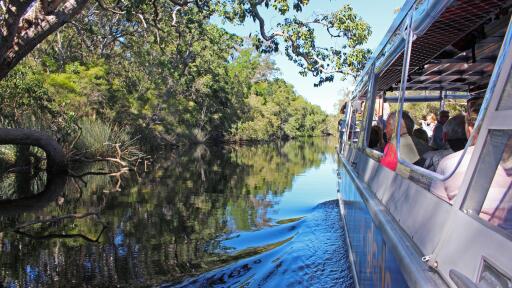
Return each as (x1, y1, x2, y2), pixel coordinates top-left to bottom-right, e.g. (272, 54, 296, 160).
(0, 137, 353, 287)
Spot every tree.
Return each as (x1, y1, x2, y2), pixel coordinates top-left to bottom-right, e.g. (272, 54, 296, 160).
(1, 0, 371, 83)
(0, 0, 88, 79)
(0, 0, 372, 172)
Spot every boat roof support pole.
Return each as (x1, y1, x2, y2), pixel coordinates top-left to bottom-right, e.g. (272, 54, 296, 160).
(395, 11, 415, 161)
(341, 102, 353, 154)
(440, 89, 446, 110)
(362, 65, 377, 148)
(381, 92, 385, 118)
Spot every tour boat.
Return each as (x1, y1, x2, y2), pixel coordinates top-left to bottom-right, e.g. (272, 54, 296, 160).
(337, 0, 512, 287)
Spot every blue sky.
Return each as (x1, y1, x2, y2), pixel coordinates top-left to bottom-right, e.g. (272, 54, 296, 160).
(215, 0, 405, 114)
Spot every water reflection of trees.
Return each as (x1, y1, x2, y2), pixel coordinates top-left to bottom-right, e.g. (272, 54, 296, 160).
(0, 137, 335, 287)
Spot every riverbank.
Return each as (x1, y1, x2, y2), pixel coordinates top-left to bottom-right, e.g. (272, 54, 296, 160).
(0, 114, 338, 176)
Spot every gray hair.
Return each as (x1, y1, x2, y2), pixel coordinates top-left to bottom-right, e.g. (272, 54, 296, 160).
(443, 114, 466, 140)
(388, 110, 414, 135)
(386, 111, 414, 137)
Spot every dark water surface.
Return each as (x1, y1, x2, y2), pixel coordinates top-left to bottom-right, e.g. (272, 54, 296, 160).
(0, 138, 353, 287)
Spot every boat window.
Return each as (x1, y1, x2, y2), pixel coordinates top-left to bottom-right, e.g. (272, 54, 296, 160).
(340, 101, 354, 144)
(392, 93, 468, 168)
(372, 6, 511, 197)
(348, 100, 365, 144)
(463, 130, 512, 237)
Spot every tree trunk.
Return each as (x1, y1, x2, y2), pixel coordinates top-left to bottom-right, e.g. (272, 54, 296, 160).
(0, 128, 67, 174)
(15, 145, 33, 197)
(0, 0, 90, 80)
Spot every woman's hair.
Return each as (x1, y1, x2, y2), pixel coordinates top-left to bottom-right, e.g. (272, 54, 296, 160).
(427, 113, 437, 122)
(388, 110, 414, 136)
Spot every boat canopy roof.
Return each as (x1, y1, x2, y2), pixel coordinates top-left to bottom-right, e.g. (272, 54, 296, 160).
(352, 0, 512, 102)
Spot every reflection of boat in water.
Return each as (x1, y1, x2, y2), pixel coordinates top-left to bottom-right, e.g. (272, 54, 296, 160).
(338, 0, 512, 287)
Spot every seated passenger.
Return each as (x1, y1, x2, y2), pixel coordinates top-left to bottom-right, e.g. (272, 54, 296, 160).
(369, 125, 385, 152)
(423, 114, 467, 171)
(431, 110, 450, 150)
(381, 111, 420, 171)
(421, 113, 436, 140)
(403, 111, 431, 159)
(431, 97, 483, 202)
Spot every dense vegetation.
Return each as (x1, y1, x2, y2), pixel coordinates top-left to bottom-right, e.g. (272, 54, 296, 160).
(0, 0, 372, 170)
(0, 41, 329, 153)
(0, 25, 330, 167)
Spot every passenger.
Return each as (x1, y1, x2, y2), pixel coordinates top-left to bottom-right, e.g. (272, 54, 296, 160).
(421, 113, 436, 140)
(413, 128, 429, 144)
(431, 97, 483, 202)
(377, 115, 388, 144)
(369, 125, 385, 152)
(431, 97, 511, 230)
(423, 114, 466, 171)
(431, 110, 450, 150)
(403, 111, 431, 159)
(381, 111, 420, 171)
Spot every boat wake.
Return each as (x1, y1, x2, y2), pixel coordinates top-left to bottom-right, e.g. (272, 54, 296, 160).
(166, 200, 353, 288)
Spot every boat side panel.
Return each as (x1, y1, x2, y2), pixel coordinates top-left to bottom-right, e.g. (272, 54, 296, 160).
(434, 213, 512, 283)
(351, 149, 453, 256)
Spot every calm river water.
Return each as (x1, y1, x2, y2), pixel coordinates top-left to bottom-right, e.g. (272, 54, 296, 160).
(0, 137, 353, 287)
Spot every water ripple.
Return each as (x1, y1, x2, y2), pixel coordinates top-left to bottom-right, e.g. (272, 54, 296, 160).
(168, 200, 353, 288)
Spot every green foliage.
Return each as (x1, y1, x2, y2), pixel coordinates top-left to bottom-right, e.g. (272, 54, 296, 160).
(215, 1, 372, 85)
(0, 61, 55, 123)
(390, 100, 467, 125)
(75, 118, 131, 158)
(0, 146, 16, 171)
(231, 79, 327, 141)
(45, 63, 110, 118)
(0, 5, 334, 157)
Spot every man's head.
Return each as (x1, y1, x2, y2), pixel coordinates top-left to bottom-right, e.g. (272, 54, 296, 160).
(438, 110, 450, 125)
(465, 96, 484, 140)
(442, 114, 467, 151)
(413, 128, 429, 143)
